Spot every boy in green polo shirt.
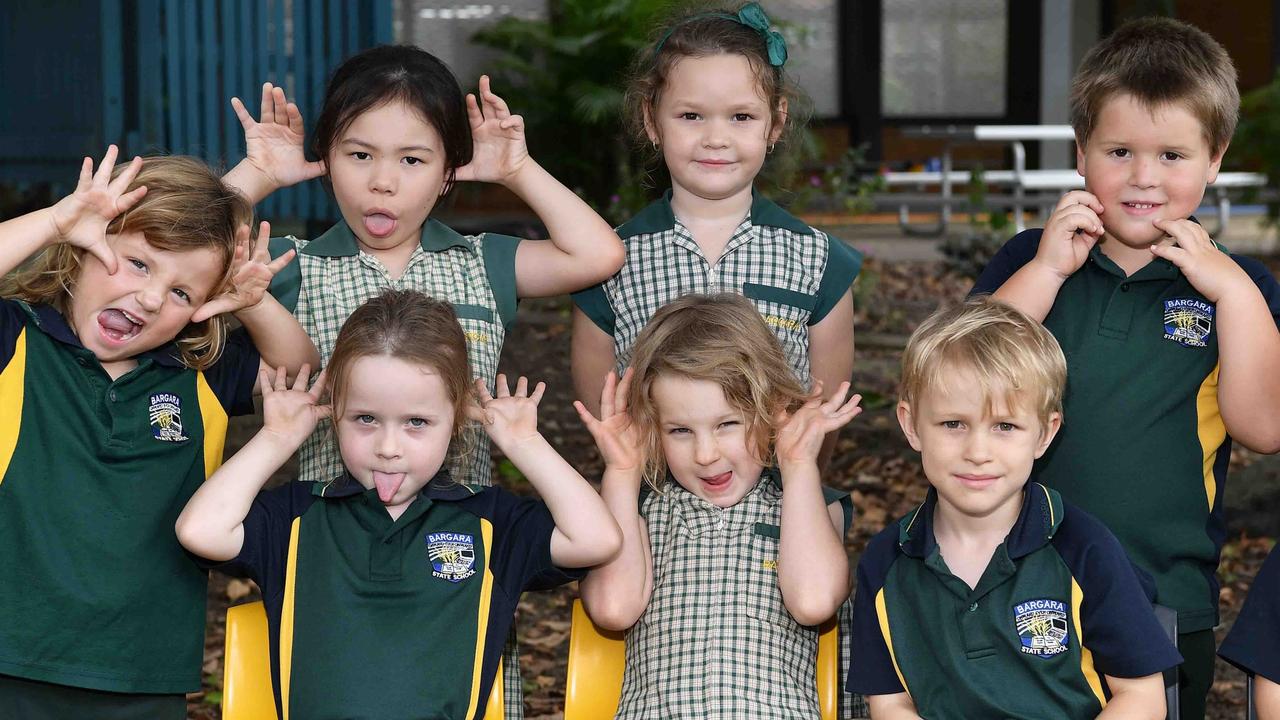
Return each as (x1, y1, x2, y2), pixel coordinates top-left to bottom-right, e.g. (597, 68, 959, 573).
(848, 298, 1180, 719)
(971, 17, 1280, 718)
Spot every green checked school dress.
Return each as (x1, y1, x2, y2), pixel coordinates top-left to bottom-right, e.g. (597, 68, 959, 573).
(619, 470, 852, 720)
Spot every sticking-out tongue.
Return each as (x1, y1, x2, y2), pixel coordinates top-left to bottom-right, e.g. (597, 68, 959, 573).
(364, 213, 396, 238)
(98, 309, 138, 339)
(373, 471, 405, 503)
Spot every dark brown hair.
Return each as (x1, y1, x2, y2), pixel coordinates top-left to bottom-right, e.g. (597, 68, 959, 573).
(624, 2, 802, 158)
(1, 156, 250, 370)
(312, 45, 474, 195)
(1070, 17, 1238, 154)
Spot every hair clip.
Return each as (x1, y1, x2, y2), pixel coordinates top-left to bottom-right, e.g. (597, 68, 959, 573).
(653, 2, 788, 68)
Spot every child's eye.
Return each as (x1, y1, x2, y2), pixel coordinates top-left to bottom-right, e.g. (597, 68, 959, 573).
(355, 414, 375, 425)
(1161, 151, 1183, 161)
(128, 258, 147, 272)
(403, 156, 423, 166)
(680, 112, 700, 121)
(351, 151, 371, 161)
(667, 427, 691, 435)
(171, 288, 191, 303)
(941, 420, 963, 429)
(1109, 148, 1130, 159)
(718, 420, 740, 429)
(407, 417, 429, 428)
(732, 113, 753, 122)
(994, 422, 1018, 432)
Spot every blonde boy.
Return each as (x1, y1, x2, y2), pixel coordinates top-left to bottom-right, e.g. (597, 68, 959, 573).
(848, 298, 1180, 719)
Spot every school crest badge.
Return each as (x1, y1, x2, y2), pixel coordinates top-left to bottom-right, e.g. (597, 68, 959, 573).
(1014, 599, 1069, 658)
(149, 393, 188, 442)
(1163, 298, 1214, 348)
(427, 532, 476, 583)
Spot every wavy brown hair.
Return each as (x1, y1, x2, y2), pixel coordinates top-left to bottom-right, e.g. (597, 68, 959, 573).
(1, 156, 250, 370)
(626, 293, 809, 490)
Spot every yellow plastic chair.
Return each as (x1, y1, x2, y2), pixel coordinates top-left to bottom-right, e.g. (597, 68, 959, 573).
(564, 598, 839, 720)
(222, 600, 505, 719)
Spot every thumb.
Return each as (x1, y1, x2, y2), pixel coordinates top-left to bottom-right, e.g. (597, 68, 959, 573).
(304, 160, 326, 180)
(88, 241, 119, 275)
(190, 296, 236, 323)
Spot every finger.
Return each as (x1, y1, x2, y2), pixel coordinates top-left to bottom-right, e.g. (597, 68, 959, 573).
(1057, 209, 1102, 237)
(305, 159, 327, 180)
(616, 367, 633, 414)
(75, 156, 93, 191)
(1148, 242, 1191, 266)
(465, 402, 492, 424)
(499, 116, 524, 134)
(308, 368, 328, 399)
(286, 102, 306, 135)
(599, 371, 617, 418)
(494, 374, 511, 398)
(230, 96, 255, 130)
(483, 79, 511, 119)
(313, 403, 333, 421)
(465, 93, 484, 129)
(107, 155, 144, 196)
(190, 297, 235, 324)
(473, 377, 494, 403)
(266, 248, 297, 274)
(1054, 190, 1103, 214)
(821, 381, 852, 410)
(253, 220, 273, 259)
(271, 85, 288, 125)
(87, 241, 120, 276)
(572, 400, 601, 428)
(114, 184, 149, 215)
(259, 82, 274, 123)
(273, 364, 288, 392)
(514, 375, 529, 397)
(258, 367, 273, 396)
(290, 364, 312, 392)
(529, 381, 546, 404)
(1152, 218, 1209, 248)
(93, 145, 120, 185)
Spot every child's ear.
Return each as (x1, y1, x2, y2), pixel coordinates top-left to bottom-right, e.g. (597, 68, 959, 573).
(896, 400, 923, 452)
(769, 97, 789, 146)
(1034, 411, 1063, 459)
(642, 103, 660, 148)
(1207, 140, 1228, 184)
(1075, 137, 1087, 179)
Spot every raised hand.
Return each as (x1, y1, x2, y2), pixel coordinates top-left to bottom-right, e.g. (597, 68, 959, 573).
(453, 75, 530, 185)
(1150, 218, 1250, 303)
(48, 145, 148, 273)
(259, 364, 330, 449)
(191, 221, 296, 322)
(1034, 190, 1105, 279)
(574, 368, 642, 473)
(470, 374, 545, 449)
(231, 82, 326, 190)
(774, 381, 863, 467)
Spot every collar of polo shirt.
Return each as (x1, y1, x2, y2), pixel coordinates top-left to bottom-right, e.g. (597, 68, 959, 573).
(897, 481, 1065, 561)
(300, 218, 477, 258)
(618, 189, 817, 239)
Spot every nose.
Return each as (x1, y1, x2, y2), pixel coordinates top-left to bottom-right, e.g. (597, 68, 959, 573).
(962, 429, 993, 465)
(135, 283, 164, 313)
(694, 433, 721, 466)
(376, 427, 401, 459)
(1129, 155, 1158, 188)
(701, 118, 729, 149)
(369, 161, 397, 194)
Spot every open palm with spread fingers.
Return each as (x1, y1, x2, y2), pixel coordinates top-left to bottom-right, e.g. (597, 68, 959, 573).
(575, 368, 642, 473)
(49, 145, 148, 274)
(775, 381, 863, 467)
(453, 75, 529, 184)
(471, 374, 546, 448)
(260, 364, 330, 449)
(192, 221, 296, 322)
(231, 82, 325, 189)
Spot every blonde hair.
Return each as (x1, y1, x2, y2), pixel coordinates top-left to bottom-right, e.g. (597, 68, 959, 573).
(1, 156, 250, 370)
(325, 290, 475, 460)
(1070, 16, 1238, 155)
(900, 297, 1066, 427)
(626, 294, 808, 490)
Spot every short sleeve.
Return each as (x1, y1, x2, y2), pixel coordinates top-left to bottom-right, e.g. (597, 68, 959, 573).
(208, 482, 314, 598)
(1219, 546, 1280, 683)
(480, 233, 521, 330)
(485, 488, 586, 594)
(822, 485, 854, 536)
(571, 283, 616, 336)
(969, 230, 1043, 296)
(846, 527, 909, 696)
(0, 299, 31, 372)
(811, 235, 862, 325)
(199, 328, 262, 417)
(266, 236, 303, 313)
(1231, 254, 1280, 330)
(1052, 505, 1183, 678)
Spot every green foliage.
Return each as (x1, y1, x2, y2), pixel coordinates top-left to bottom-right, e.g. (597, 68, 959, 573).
(1233, 71, 1280, 225)
(471, 0, 668, 214)
(786, 144, 886, 215)
(938, 165, 1008, 278)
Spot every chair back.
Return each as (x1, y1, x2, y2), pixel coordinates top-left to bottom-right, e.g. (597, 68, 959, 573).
(564, 599, 839, 720)
(222, 600, 504, 719)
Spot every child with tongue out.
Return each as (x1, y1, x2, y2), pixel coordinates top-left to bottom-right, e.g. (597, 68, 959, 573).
(0, 148, 317, 718)
(576, 294, 860, 719)
(176, 289, 621, 720)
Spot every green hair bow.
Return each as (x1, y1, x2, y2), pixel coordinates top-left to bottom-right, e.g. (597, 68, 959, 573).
(654, 2, 789, 68)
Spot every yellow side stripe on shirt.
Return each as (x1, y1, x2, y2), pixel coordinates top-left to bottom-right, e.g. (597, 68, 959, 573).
(0, 329, 26, 485)
(196, 371, 228, 479)
(464, 519, 496, 720)
(1071, 577, 1106, 708)
(280, 517, 301, 720)
(1195, 365, 1225, 511)
(875, 588, 910, 696)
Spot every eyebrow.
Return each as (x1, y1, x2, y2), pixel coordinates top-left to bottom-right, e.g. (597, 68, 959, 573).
(340, 138, 436, 154)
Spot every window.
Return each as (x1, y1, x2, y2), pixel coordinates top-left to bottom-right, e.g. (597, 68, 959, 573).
(882, 0, 1007, 118)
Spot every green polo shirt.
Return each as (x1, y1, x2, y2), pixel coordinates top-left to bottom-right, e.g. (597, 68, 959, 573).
(972, 229, 1280, 631)
(571, 190, 862, 382)
(267, 219, 521, 486)
(0, 300, 260, 693)
(848, 483, 1182, 718)
(213, 473, 583, 719)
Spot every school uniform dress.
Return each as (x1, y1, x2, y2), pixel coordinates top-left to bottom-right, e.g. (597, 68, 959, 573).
(617, 469, 852, 720)
(848, 482, 1182, 719)
(1220, 544, 1280, 685)
(211, 473, 583, 720)
(573, 190, 866, 716)
(0, 299, 260, 718)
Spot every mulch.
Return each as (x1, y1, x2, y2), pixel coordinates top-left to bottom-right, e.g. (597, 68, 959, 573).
(187, 256, 1273, 719)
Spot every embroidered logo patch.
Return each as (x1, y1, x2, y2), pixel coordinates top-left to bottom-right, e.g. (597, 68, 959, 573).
(1014, 599, 1069, 658)
(427, 532, 476, 583)
(1163, 298, 1214, 348)
(149, 393, 187, 442)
